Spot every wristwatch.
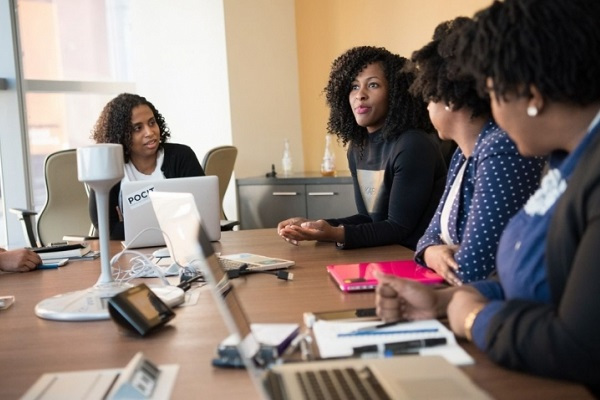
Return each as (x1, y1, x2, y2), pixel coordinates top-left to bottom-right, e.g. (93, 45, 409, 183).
(464, 304, 485, 341)
(335, 224, 345, 248)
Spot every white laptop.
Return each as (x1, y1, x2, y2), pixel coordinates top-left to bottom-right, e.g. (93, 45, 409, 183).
(193, 224, 492, 400)
(149, 191, 294, 272)
(120, 176, 221, 248)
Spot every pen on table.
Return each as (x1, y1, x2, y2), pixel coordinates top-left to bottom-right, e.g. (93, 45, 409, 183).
(352, 337, 447, 358)
(339, 327, 439, 337)
(37, 264, 59, 270)
(384, 337, 447, 355)
(353, 321, 401, 332)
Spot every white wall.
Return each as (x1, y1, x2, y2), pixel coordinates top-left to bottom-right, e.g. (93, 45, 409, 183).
(129, 0, 237, 218)
(129, 0, 304, 221)
(223, 0, 304, 179)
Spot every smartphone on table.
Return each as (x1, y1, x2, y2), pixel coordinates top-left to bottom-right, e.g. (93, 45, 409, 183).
(38, 258, 69, 269)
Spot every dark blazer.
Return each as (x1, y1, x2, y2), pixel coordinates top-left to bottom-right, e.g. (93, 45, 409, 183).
(485, 132, 600, 395)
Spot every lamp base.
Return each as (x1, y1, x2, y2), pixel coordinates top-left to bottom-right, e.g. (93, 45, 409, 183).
(35, 283, 186, 322)
(35, 282, 132, 321)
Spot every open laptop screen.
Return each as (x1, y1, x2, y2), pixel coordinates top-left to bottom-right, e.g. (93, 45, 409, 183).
(193, 222, 260, 362)
(121, 176, 221, 248)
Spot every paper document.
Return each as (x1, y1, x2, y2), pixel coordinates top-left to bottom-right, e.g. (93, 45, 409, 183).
(312, 319, 473, 365)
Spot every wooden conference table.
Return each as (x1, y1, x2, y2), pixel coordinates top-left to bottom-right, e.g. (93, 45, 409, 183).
(0, 229, 593, 399)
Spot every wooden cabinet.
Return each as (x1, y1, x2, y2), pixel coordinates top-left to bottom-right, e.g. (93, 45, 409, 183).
(236, 172, 356, 229)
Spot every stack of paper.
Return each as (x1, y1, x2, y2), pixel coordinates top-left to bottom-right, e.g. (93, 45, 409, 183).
(312, 319, 474, 365)
(32, 243, 95, 260)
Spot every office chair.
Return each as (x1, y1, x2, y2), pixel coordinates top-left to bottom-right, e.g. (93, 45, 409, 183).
(10, 149, 97, 247)
(201, 145, 240, 231)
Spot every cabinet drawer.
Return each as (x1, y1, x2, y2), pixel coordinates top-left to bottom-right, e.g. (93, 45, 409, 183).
(306, 184, 356, 220)
(238, 184, 306, 229)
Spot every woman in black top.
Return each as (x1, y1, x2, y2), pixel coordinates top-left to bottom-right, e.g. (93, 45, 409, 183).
(88, 93, 204, 240)
(278, 47, 447, 250)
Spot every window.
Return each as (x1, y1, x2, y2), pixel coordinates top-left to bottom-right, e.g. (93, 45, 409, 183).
(0, 0, 134, 246)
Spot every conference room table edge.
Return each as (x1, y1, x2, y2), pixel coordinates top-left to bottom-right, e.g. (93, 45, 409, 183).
(0, 228, 591, 399)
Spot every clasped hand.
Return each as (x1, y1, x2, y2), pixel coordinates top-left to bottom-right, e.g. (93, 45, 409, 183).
(277, 217, 343, 245)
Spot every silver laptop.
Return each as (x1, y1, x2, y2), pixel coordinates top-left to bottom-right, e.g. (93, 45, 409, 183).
(193, 224, 492, 400)
(120, 176, 221, 248)
(149, 191, 294, 272)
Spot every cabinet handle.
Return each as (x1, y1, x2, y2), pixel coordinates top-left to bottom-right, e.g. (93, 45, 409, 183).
(308, 192, 336, 196)
(272, 192, 299, 196)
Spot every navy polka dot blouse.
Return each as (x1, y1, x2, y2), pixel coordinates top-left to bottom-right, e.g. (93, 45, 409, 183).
(414, 121, 546, 282)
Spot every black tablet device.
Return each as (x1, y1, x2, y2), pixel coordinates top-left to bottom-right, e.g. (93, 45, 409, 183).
(107, 283, 175, 336)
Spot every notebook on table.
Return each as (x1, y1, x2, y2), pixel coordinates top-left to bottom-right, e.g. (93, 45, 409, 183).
(327, 260, 444, 292)
(149, 191, 294, 273)
(120, 176, 221, 248)
(193, 223, 491, 400)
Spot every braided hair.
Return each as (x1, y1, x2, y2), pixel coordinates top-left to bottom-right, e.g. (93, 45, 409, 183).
(407, 17, 490, 119)
(324, 46, 433, 150)
(457, 0, 600, 105)
(91, 93, 171, 163)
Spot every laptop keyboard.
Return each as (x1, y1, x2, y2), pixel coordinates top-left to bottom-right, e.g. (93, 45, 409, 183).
(218, 257, 247, 271)
(265, 367, 391, 400)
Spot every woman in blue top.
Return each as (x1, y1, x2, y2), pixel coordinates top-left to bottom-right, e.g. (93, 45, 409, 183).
(408, 18, 545, 285)
(278, 47, 447, 250)
(376, 0, 600, 394)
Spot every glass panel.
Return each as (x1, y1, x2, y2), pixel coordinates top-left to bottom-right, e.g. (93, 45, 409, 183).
(17, 0, 132, 81)
(16, 0, 132, 212)
(0, 172, 4, 247)
(27, 92, 115, 212)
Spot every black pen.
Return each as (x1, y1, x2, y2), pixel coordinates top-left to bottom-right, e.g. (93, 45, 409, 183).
(353, 320, 400, 332)
(384, 337, 447, 356)
(352, 337, 447, 358)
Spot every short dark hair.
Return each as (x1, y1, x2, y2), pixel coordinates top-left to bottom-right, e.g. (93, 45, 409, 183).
(457, 0, 600, 105)
(407, 17, 490, 119)
(324, 46, 433, 149)
(91, 93, 171, 163)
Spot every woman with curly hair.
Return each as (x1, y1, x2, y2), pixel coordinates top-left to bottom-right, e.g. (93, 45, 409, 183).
(377, 0, 600, 393)
(89, 93, 204, 240)
(409, 17, 545, 285)
(278, 46, 447, 250)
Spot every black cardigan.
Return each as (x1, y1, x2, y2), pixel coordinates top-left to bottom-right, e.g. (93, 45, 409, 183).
(485, 133, 600, 395)
(88, 143, 204, 240)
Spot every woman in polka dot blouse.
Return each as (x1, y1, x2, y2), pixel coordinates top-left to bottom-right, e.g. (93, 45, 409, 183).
(406, 17, 546, 285)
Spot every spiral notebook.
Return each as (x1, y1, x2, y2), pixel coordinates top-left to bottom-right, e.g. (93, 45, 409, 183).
(311, 318, 474, 365)
(327, 259, 444, 292)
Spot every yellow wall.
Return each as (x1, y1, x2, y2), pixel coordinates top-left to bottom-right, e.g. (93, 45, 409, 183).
(295, 0, 489, 173)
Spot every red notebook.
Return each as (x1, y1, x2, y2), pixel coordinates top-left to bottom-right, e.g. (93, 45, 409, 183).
(326, 260, 444, 292)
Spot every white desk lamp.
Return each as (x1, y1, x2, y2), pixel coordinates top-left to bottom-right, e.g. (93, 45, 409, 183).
(35, 144, 130, 321)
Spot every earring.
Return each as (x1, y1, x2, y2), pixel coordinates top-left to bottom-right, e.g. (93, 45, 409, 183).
(445, 105, 451, 111)
(527, 106, 538, 117)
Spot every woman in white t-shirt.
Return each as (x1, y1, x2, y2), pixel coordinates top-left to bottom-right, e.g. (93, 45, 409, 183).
(88, 93, 204, 240)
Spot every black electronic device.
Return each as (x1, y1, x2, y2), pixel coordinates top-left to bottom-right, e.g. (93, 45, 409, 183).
(107, 284, 175, 336)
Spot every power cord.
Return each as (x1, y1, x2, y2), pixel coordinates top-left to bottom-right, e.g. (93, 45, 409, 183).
(177, 273, 206, 292)
(226, 264, 294, 281)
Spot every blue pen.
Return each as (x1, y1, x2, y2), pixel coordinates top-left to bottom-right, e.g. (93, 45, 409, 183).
(338, 328, 439, 338)
(38, 263, 59, 270)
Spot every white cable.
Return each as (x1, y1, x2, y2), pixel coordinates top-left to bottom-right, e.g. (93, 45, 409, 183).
(110, 227, 201, 285)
